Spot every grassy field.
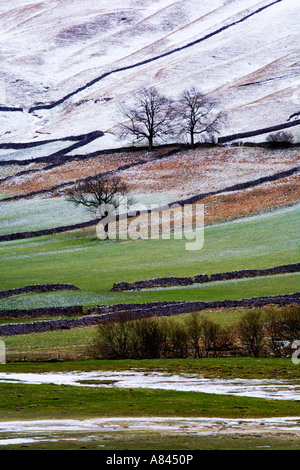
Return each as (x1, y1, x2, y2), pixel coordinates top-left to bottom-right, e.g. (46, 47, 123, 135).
(1, 380, 299, 421)
(0, 165, 299, 450)
(1, 433, 298, 451)
(0, 196, 91, 235)
(1, 358, 300, 450)
(0, 204, 299, 309)
(0, 273, 299, 312)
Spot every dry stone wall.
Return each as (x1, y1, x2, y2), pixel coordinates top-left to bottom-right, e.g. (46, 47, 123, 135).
(1, 291, 299, 337)
(0, 312, 98, 337)
(0, 305, 83, 318)
(89, 292, 300, 319)
(0, 283, 79, 299)
(111, 263, 300, 291)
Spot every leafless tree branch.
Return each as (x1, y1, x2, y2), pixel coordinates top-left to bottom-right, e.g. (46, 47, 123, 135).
(176, 87, 223, 146)
(117, 87, 176, 151)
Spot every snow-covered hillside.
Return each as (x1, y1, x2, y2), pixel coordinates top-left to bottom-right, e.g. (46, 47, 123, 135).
(0, 0, 299, 149)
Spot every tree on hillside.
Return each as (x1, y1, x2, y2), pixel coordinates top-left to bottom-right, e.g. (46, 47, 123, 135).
(176, 87, 222, 147)
(66, 174, 134, 239)
(118, 87, 176, 151)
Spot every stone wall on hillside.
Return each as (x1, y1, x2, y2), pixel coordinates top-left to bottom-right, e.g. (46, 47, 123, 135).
(0, 312, 98, 337)
(0, 283, 79, 299)
(1, 291, 299, 337)
(89, 292, 300, 319)
(111, 263, 300, 291)
(0, 305, 82, 318)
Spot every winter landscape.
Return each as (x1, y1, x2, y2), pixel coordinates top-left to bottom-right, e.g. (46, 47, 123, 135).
(0, 0, 300, 452)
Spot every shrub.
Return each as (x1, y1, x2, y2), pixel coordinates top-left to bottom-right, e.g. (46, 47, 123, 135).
(93, 315, 169, 359)
(266, 131, 294, 148)
(91, 307, 300, 359)
(134, 317, 168, 358)
(264, 307, 300, 357)
(200, 318, 222, 357)
(237, 311, 265, 357)
(166, 320, 189, 358)
(92, 313, 135, 359)
(264, 309, 288, 357)
(184, 312, 202, 358)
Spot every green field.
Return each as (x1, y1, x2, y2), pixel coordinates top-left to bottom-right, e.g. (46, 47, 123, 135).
(0, 379, 299, 421)
(0, 307, 269, 360)
(1, 358, 300, 450)
(0, 199, 299, 450)
(0, 204, 299, 310)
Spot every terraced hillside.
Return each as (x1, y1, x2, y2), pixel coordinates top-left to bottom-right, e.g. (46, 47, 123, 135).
(0, 144, 299, 318)
(1, 1, 300, 455)
(0, 0, 299, 347)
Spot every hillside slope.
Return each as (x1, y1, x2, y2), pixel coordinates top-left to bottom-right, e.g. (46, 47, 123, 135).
(0, 0, 299, 149)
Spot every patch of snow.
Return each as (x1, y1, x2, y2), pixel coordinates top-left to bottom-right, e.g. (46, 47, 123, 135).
(0, 370, 299, 400)
(0, 0, 299, 145)
(1, 416, 300, 446)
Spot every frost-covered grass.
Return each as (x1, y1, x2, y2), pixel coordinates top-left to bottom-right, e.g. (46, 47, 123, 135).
(0, 192, 178, 235)
(0, 0, 299, 143)
(0, 196, 91, 235)
(121, 146, 300, 198)
(0, 290, 103, 311)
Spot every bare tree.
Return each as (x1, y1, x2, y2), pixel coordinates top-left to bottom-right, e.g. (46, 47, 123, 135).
(176, 87, 222, 147)
(167, 320, 188, 358)
(184, 312, 202, 358)
(66, 174, 134, 238)
(118, 87, 175, 151)
(92, 313, 135, 359)
(66, 174, 130, 214)
(200, 318, 221, 357)
(237, 311, 265, 357)
(134, 317, 168, 358)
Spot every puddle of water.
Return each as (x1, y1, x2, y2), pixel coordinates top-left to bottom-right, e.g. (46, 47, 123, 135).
(0, 369, 300, 447)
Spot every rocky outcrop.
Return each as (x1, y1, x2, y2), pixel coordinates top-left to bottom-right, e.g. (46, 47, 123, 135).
(111, 263, 300, 291)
